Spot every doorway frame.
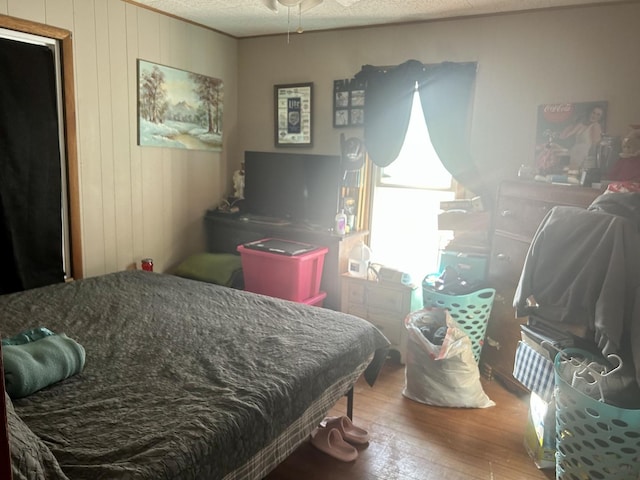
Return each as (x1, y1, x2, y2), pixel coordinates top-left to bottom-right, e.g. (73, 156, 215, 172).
(0, 13, 83, 280)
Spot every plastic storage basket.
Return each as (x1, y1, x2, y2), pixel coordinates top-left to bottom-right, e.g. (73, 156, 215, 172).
(422, 286, 495, 363)
(554, 348, 640, 480)
(237, 239, 328, 303)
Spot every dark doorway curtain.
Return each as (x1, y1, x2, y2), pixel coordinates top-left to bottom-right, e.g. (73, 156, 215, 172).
(0, 37, 64, 294)
(355, 60, 491, 203)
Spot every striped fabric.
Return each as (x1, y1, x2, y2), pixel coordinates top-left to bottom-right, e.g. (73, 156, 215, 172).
(513, 341, 555, 402)
(223, 357, 371, 480)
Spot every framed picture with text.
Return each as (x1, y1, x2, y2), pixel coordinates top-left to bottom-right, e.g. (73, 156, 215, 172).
(274, 82, 313, 147)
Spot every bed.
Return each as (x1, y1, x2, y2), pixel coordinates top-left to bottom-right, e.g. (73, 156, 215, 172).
(0, 270, 389, 479)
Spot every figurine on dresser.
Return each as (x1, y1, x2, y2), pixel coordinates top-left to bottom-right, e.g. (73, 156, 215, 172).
(233, 164, 245, 199)
(607, 126, 640, 182)
(213, 164, 245, 215)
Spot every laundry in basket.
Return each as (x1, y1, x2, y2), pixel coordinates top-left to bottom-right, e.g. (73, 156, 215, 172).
(402, 308, 494, 408)
(554, 348, 640, 480)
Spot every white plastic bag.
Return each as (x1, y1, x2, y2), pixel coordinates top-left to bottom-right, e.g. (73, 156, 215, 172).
(402, 308, 495, 408)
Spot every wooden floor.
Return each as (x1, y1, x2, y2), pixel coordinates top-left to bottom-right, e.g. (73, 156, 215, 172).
(265, 359, 556, 480)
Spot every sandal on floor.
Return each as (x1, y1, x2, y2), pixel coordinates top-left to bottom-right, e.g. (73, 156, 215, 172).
(310, 427, 358, 462)
(321, 416, 370, 445)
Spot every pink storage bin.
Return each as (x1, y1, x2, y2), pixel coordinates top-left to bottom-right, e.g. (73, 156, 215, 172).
(237, 239, 328, 302)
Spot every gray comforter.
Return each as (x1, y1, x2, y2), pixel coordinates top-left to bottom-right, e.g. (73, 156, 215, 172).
(1, 271, 389, 479)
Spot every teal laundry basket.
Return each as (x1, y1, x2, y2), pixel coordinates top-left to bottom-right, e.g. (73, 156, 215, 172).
(554, 348, 640, 480)
(421, 286, 495, 363)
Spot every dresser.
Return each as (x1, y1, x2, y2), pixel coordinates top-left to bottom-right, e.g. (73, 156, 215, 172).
(480, 180, 602, 392)
(341, 274, 423, 363)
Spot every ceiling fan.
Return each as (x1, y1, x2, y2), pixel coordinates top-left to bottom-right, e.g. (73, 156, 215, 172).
(262, 0, 361, 14)
(262, 0, 361, 38)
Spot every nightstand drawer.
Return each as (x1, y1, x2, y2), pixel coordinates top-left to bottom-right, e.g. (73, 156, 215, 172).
(341, 274, 417, 364)
(343, 303, 367, 319)
(367, 311, 401, 345)
(344, 282, 366, 304)
(366, 286, 405, 313)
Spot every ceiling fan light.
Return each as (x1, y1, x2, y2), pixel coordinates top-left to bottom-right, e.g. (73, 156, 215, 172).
(300, 0, 322, 12)
(275, 0, 323, 11)
(262, 0, 279, 12)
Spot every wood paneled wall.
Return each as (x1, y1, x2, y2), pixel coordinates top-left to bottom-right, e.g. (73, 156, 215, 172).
(0, 0, 238, 277)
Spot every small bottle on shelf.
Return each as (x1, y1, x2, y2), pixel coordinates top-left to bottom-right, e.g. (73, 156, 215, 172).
(335, 210, 347, 235)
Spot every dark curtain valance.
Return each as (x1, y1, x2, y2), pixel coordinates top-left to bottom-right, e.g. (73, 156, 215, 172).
(354, 60, 425, 168)
(355, 60, 488, 201)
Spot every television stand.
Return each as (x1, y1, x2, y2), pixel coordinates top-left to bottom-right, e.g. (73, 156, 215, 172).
(204, 210, 367, 311)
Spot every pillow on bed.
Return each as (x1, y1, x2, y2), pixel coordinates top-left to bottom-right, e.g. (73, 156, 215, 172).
(5, 393, 69, 480)
(173, 252, 243, 288)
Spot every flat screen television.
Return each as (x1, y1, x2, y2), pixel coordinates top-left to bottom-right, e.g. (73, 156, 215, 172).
(243, 151, 342, 230)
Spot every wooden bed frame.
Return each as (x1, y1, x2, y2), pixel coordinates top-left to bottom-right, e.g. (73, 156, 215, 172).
(1, 342, 12, 480)
(0, 335, 354, 480)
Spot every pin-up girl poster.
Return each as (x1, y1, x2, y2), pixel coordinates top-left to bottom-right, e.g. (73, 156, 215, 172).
(535, 101, 607, 174)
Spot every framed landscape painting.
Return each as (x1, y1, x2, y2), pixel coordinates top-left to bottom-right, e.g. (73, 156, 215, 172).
(137, 59, 223, 151)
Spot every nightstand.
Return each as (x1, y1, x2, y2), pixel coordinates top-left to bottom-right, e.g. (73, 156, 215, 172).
(341, 274, 423, 363)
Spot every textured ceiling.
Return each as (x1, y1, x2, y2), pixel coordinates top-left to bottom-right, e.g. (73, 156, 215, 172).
(129, 0, 624, 38)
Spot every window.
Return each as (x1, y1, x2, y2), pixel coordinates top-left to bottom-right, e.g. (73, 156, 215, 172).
(369, 88, 454, 283)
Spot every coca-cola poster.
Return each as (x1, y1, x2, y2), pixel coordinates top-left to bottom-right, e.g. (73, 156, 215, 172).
(535, 100, 607, 174)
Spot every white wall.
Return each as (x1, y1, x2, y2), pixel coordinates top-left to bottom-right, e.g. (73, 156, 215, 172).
(236, 3, 640, 190)
(0, 0, 238, 277)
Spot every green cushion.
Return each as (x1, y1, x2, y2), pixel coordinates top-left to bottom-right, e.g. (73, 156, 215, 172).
(173, 253, 242, 287)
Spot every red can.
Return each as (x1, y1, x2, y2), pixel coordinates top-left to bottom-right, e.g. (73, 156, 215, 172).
(141, 258, 154, 272)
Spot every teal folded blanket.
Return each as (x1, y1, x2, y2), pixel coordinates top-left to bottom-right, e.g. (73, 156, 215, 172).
(3, 334, 86, 399)
(2, 326, 55, 346)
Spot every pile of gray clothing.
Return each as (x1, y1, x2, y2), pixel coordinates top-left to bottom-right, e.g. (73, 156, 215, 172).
(514, 191, 640, 401)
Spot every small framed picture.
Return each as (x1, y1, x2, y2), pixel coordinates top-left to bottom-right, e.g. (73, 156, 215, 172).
(350, 108, 364, 125)
(333, 79, 365, 128)
(335, 109, 349, 126)
(350, 90, 365, 107)
(335, 91, 349, 108)
(274, 82, 313, 147)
